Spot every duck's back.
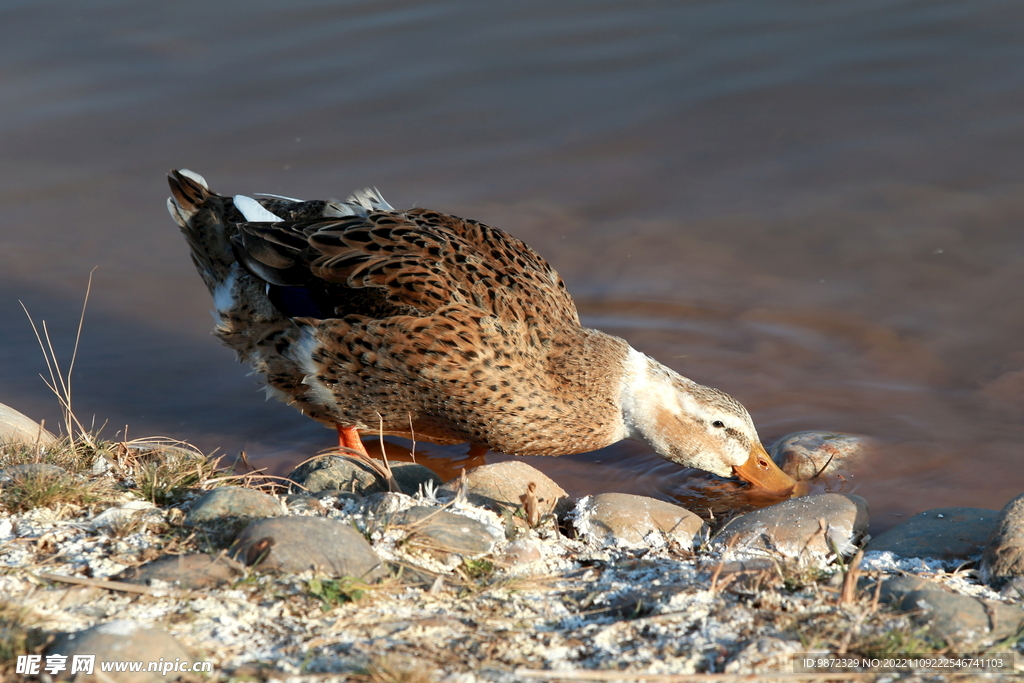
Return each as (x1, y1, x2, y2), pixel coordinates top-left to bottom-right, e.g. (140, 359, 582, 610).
(236, 204, 581, 340)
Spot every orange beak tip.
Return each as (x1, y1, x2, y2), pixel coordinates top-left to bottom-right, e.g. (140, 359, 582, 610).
(732, 446, 799, 498)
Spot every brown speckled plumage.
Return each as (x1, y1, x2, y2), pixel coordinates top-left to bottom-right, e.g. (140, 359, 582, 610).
(167, 170, 628, 455)
(165, 169, 798, 498)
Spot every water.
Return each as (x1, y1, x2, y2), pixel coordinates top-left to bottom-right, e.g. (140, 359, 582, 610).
(3, 0, 1024, 531)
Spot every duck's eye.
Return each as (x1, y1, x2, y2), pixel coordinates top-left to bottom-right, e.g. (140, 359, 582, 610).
(712, 420, 725, 428)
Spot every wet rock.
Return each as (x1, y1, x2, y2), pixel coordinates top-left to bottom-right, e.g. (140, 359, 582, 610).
(712, 493, 869, 561)
(232, 516, 386, 580)
(184, 486, 285, 526)
(573, 493, 706, 548)
(0, 402, 57, 445)
(46, 620, 193, 682)
(866, 507, 999, 561)
(980, 493, 1024, 591)
(287, 455, 441, 496)
(390, 461, 444, 495)
(289, 455, 376, 494)
(439, 460, 571, 521)
(880, 575, 1024, 646)
(392, 505, 500, 558)
(770, 431, 871, 481)
(114, 553, 245, 589)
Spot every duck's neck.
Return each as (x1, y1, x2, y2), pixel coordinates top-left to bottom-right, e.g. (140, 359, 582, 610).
(617, 345, 737, 478)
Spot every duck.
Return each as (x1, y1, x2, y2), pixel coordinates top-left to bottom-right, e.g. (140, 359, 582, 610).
(166, 169, 796, 498)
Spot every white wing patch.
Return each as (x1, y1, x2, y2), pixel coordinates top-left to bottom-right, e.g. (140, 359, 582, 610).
(234, 194, 284, 223)
(178, 169, 209, 188)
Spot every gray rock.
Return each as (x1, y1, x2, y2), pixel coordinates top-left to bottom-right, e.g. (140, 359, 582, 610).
(980, 493, 1024, 590)
(184, 486, 285, 526)
(392, 505, 499, 558)
(866, 507, 999, 561)
(46, 620, 192, 682)
(712, 493, 869, 561)
(287, 455, 441, 496)
(232, 516, 386, 580)
(880, 575, 1024, 646)
(113, 553, 244, 589)
(439, 460, 570, 521)
(573, 492, 706, 548)
(0, 402, 56, 445)
(0, 462, 73, 484)
(770, 431, 872, 481)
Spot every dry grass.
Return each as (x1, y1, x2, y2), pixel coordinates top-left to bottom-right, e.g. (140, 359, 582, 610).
(0, 434, 236, 516)
(0, 601, 48, 678)
(0, 465, 120, 514)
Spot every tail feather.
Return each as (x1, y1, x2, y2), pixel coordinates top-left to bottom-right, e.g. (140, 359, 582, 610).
(166, 169, 238, 294)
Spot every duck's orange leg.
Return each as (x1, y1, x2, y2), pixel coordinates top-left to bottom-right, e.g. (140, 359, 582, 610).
(336, 424, 398, 491)
(337, 425, 370, 457)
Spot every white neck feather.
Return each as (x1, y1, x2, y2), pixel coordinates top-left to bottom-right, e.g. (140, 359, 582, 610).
(620, 346, 676, 441)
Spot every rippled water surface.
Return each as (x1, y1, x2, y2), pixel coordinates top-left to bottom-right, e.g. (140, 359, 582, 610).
(4, 0, 1024, 531)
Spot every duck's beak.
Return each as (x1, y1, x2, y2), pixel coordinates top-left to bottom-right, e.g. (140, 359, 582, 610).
(732, 442, 797, 497)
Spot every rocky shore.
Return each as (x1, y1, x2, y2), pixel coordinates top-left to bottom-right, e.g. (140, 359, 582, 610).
(1, 403, 1022, 682)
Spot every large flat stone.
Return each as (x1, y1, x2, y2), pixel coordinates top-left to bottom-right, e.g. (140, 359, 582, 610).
(573, 492, 706, 548)
(439, 460, 570, 521)
(712, 493, 869, 561)
(47, 620, 192, 682)
(231, 516, 386, 580)
(880, 575, 1024, 646)
(0, 402, 56, 446)
(392, 505, 499, 558)
(866, 507, 999, 561)
(184, 486, 285, 526)
(114, 553, 245, 589)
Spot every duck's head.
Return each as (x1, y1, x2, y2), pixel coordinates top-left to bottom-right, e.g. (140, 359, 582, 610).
(620, 347, 797, 498)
